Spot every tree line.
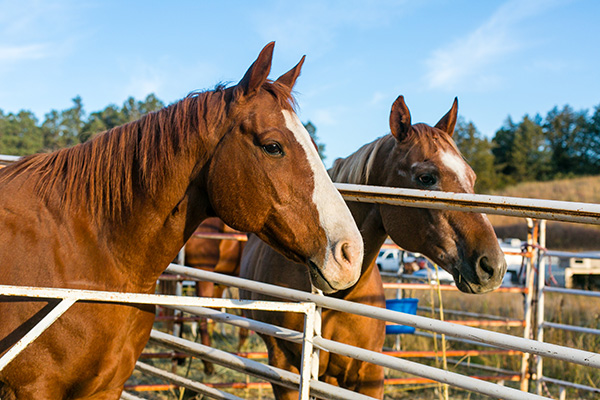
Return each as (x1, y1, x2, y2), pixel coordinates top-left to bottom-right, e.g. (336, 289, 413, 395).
(455, 104, 600, 192)
(0, 94, 327, 160)
(0, 95, 165, 155)
(1, 95, 598, 192)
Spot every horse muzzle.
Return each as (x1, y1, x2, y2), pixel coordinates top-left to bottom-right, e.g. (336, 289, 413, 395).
(452, 254, 507, 294)
(307, 239, 363, 294)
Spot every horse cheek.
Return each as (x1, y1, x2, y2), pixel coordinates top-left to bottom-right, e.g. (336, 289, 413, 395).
(207, 146, 269, 233)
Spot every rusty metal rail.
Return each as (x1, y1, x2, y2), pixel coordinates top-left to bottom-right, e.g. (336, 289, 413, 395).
(335, 183, 600, 225)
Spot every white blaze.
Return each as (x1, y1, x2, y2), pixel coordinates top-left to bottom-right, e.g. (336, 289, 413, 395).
(281, 110, 363, 275)
(440, 150, 470, 190)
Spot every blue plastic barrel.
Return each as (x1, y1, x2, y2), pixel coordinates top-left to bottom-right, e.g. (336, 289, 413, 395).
(385, 298, 419, 334)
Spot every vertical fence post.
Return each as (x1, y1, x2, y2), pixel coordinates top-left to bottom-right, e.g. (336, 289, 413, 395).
(558, 386, 566, 400)
(173, 279, 184, 338)
(311, 290, 323, 381)
(299, 302, 317, 400)
(535, 220, 547, 395)
(520, 218, 536, 392)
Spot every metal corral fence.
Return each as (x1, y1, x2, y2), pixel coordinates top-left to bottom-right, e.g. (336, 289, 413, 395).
(128, 184, 600, 399)
(130, 184, 600, 399)
(1, 154, 600, 399)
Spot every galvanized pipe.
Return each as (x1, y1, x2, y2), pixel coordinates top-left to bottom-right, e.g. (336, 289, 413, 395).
(164, 304, 304, 344)
(299, 302, 317, 400)
(313, 336, 549, 400)
(0, 284, 310, 313)
(120, 392, 146, 400)
(149, 330, 376, 400)
(0, 298, 76, 371)
(166, 264, 600, 369)
(334, 183, 600, 225)
(535, 220, 547, 396)
(543, 286, 600, 298)
(542, 321, 600, 336)
(540, 376, 600, 394)
(135, 361, 244, 400)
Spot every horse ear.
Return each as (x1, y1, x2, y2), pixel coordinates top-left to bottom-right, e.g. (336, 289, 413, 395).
(390, 95, 412, 142)
(275, 55, 306, 89)
(435, 97, 458, 136)
(235, 42, 275, 99)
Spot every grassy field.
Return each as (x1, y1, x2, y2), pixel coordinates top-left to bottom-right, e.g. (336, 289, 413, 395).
(488, 175, 600, 250)
(382, 285, 600, 399)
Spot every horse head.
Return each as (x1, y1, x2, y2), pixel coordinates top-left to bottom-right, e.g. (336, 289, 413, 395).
(206, 43, 363, 293)
(376, 96, 506, 294)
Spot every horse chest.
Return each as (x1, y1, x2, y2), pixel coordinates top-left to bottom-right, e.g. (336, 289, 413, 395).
(0, 302, 155, 398)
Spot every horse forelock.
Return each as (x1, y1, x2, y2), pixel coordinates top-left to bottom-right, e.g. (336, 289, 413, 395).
(409, 123, 461, 156)
(262, 80, 297, 111)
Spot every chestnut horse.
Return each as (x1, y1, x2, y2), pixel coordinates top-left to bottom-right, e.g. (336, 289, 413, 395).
(0, 43, 364, 399)
(158, 217, 245, 374)
(240, 95, 507, 399)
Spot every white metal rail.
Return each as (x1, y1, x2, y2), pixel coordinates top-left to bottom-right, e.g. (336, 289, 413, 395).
(536, 240, 600, 397)
(0, 285, 318, 400)
(166, 264, 600, 370)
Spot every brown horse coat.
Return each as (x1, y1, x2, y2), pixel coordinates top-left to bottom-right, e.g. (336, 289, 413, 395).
(241, 95, 507, 399)
(0, 43, 364, 400)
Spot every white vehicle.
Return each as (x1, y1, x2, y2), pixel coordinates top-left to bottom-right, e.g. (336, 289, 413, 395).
(411, 259, 455, 285)
(376, 248, 401, 272)
(411, 268, 455, 285)
(499, 238, 525, 284)
(377, 248, 418, 273)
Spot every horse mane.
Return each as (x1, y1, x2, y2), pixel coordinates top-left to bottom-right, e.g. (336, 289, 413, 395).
(329, 135, 393, 184)
(328, 123, 460, 184)
(1, 81, 295, 222)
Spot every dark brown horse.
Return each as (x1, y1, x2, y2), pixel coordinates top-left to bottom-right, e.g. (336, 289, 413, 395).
(240, 95, 507, 399)
(0, 42, 364, 400)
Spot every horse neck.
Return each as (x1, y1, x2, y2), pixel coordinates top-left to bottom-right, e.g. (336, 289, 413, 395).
(329, 138, 392, 271)
(96, 93, 227, 287)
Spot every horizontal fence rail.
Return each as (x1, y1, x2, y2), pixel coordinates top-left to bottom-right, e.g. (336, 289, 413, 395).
(149, 330, 374, 400)
(0, 284, 314, 375)
(543, 286, 600, 298)
(0, 284, 313, 313)
(134, 361, 245, 400)
(157, 272, 548, 399)
(335, 183, 600, 225)
(165, 264, 600, 370)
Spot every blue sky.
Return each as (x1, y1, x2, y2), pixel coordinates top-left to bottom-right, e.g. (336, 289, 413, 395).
(1, 0, 599, 166)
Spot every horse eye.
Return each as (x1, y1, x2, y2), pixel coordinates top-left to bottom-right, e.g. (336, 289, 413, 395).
(262, 143, 284, 157)
(418, 174, 437, 186)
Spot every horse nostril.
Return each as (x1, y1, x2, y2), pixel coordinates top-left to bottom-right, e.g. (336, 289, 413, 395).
(334, 241, 360, 268)
(478, 256, 495, 282)
(341, 243, 351, 264)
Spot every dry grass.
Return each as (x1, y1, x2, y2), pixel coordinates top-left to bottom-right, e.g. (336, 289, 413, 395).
(382, 282, 600, 400)
(488, 175, 600, 250)
(489, 175, 600, 204)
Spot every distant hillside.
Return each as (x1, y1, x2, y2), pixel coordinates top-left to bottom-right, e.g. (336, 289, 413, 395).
(488, 175, 600, 251)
